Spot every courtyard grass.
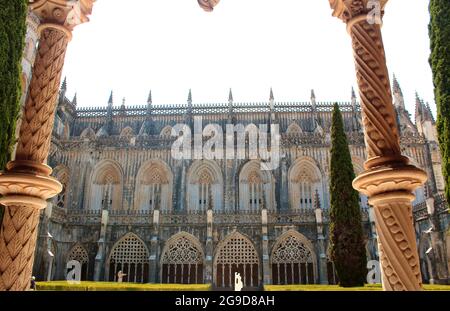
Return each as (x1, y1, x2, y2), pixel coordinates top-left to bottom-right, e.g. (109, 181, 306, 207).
(36, 281, 211, 291)
(264, 284, 450, 291)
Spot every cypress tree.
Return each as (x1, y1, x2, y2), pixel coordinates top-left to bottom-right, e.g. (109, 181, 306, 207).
(329, 103, 367, 287)
(0, 1, 28, 221)
(429, 0, 450, 204)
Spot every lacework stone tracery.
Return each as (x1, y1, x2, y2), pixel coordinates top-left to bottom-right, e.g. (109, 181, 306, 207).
(67, 244, 89, 280)
(215, 233, 259, 288)
(161, 235, 203, 284)
(108, 234, 149, 283)
(271, 234, 315, 285)
(68, 244, 89, 264)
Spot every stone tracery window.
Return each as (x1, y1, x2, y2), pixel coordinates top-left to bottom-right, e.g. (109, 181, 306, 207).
(135, 161, 172, 211)
(187, 160, 223, 212)
(67, 244, 89, 281)
(198, 169, 213, 210)
(108, 233, 150, 283)
(247, 171, 263, 210)
(91, 161, 123, 211)
(294, 172, 314, 209)
(214, 232, 259, 288)
(289, 158, 322, 210)
(271, 233, 315, 285)
(161, 234, 204, 284)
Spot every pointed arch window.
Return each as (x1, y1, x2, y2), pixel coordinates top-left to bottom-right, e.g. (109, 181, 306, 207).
(198, 169, 213, 210)
(108, 233, 150, 283)
(271, 233, 316, 285)
(161, 234, 204, 284)
(248, 171, 263, 210)
(67, 244, 89, 281)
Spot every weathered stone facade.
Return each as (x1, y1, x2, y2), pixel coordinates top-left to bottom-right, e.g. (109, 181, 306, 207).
(29, 80, 449, 288)
(18, 5, 448, 289)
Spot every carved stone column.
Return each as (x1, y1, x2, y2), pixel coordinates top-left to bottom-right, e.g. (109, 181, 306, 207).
(329, 0, 427, 290)
(149, 208, 160, 283)
(0, 1, 94, 291)
(205, 209, 214, 283)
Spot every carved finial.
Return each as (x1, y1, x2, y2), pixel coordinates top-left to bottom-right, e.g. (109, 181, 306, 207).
(147, 90, 152, 105)
(61, 77, 67, 91)
(72, 93, 77, 107)
(269, 87, 274, 101)
(311, 89, 316, 101)
(228, 88, 233, 103)
(108, 91, 113, 106)
(188, 89, 192, 104)
(198, 0, 221, 12)
(351, 87, 356, 99)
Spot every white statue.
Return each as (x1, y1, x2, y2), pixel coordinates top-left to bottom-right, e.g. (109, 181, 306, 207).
(117, 270, 127, 283)
(234, 272, 243, 291)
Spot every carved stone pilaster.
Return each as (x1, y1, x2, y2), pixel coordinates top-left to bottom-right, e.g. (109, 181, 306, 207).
(94, 209, 108, 281)
(329, 0, 427, 290)
(149, 209, 160, 282)
(0, 1, 94, 291)
(261, 208, 270, 285)
(205, 209, 213, 283)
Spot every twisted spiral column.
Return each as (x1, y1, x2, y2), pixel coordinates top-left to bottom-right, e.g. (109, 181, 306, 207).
(0, 0, 95, 291)
(330, 1, 427, 290)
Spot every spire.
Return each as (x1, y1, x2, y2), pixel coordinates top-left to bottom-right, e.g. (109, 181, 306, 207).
(61, 77, 67, 92)
(147, 90, 152, 105)
(351, 87, 357, 109)
(424, 102, 435, 123)
(59, 77, 67, 105)
(228, 88, 233, 103)
(392, 74, 405, 110)
(108, 90, 113, 106)
(392, 73, 403, 96)
(188, 89, 192, 104)
(121, 97, 126, 107)
(311, 89, 317, 110)
(269, 87, 274, 101)
(415, 91, 424, 123)
(72, 93, 77, 107)
(310, 89, 316, 101)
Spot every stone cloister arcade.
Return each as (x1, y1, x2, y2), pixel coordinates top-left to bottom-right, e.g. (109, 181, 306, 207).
(0, 0, 439, 291)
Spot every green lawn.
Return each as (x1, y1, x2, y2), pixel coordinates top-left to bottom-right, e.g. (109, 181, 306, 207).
(36, 281, 450, 291)
(264, 284, 450, 291)
(36, 281, 211, 291)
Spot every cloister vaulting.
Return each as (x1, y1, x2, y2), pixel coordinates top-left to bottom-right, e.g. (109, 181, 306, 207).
(0, 0, 429, 291)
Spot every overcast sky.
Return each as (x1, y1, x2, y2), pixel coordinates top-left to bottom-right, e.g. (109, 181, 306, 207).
(62, 0, 435, 117)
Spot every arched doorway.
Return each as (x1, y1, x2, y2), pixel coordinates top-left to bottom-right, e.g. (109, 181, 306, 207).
(214, 231, 260, 289)
(107, 233, 150, 283)
(67, 244, 89, 281)
(271, 230, 316, 285)
(160, 232, 204, 284)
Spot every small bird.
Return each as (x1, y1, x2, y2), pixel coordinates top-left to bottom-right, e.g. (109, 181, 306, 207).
(198, 0, 221, 12)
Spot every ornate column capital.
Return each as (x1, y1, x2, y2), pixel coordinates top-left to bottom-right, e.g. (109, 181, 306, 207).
(197, 0, 220, 12)
(329, 0, 388, 23)
(29, 0, 95, 34)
